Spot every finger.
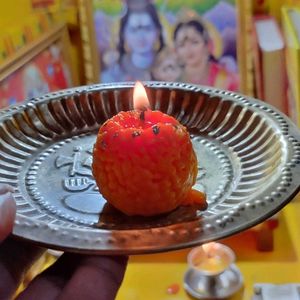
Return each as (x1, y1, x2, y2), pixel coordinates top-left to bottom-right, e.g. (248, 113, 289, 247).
(0, 238, 44, 300)
(58, 255, 128, 300)
(0, 185, 44, 299)
(16, 252, 82, 300)
(0, 191, 16, 242)
(17, 254, 128, 300)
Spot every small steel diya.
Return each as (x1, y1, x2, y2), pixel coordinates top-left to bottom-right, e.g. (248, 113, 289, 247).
(184, 242, 243, 299)
(0, 82, 299, 254)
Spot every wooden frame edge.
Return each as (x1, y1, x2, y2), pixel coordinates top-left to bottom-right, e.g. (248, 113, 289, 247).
(0, 23, 77, 85)
(78, 0, 100, 84)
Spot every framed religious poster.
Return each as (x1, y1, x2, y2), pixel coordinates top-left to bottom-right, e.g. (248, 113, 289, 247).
(0, 23, 76, 109)
(79, 0, 239, 91)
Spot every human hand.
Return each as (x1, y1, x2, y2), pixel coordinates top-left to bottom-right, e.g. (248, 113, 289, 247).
(0, 184, 127, 300)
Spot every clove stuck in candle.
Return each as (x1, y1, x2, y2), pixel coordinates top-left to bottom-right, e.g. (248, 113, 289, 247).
(92, 82, 206, 216)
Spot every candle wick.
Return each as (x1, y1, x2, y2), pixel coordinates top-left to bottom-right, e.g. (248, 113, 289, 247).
(140, 110, 145, 121)
(139, 106, 148, 121)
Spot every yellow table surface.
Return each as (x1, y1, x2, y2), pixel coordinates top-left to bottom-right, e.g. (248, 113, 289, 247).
(117, 196, 300, 300)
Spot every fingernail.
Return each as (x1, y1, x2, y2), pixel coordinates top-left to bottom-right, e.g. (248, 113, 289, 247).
(0, 192, 16, 242)
(0, 184, 15, 194)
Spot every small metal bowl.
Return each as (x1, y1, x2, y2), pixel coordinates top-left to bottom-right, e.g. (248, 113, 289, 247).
(0, 82, 299, 254)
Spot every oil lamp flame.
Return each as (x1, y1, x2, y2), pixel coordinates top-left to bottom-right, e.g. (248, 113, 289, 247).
(202, 242, 216, 258)
(188, 242, 234, 276)
(133, 81, 150, 111)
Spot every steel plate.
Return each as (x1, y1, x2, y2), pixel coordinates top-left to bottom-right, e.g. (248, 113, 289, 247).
(0, 82, 299, 254)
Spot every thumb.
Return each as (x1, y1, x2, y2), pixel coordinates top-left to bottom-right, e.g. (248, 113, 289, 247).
(0, 184, 16, 242)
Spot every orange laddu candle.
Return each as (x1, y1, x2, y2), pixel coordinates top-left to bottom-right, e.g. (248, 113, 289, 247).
(92, 82, 206, 216)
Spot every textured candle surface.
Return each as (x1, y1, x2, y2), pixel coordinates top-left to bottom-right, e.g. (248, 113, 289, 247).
(92, 109, 204, 216)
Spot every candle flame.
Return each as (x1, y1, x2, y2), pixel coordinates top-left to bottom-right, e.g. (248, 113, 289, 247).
(133, 81, 150, 111)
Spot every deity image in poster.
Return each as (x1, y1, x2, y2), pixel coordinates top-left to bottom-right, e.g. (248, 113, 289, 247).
(93, 0, 239, 91)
